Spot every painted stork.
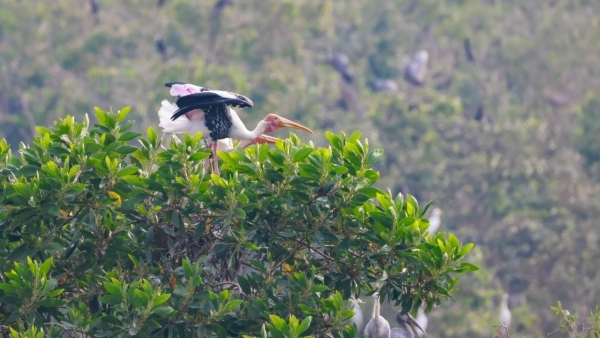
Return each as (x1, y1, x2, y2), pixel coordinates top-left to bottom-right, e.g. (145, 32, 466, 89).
(428, 208, 442, 234)
(499, 293, 511, 329)
(403, 51, 429, 86)
(158, 83, 312, 174)
(415, 307, 428, 337)
(158, 99, 276, 154)
(364, 292, 391, 338)
(391, 311, 427, 338)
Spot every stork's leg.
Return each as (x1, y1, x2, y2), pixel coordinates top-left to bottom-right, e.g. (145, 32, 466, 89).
(212, 141, 220, 175)
(202, 140, 211, 173)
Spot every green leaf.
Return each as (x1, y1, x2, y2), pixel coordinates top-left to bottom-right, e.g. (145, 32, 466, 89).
(147, 127, 159, 148)
(40, 257, 53, 276)
(153, 293, 171, 306)
(116, 106, 131, 122)
(325, 131, 343, 150)
(297, 316, 312, 335)
(117, 166, 139, 177)
(224, 299, 243, 311)
(103, 282, 122, 297)
(269, 315, 287, 330)
(152, 306, 174, 316)
(292, 148, 314, 163)
(118, 131, 142, 142)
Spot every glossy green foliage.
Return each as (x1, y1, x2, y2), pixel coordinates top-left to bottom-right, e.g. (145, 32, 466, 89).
(0, 108, 474, 336)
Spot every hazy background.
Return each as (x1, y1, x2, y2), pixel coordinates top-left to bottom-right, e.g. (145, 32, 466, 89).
(1, 0, 600, 336)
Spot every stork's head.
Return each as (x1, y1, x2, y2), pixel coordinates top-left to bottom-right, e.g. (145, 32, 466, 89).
(372, 292, 380, 300)
(396, 312, 427, 337)
(262, 114, 313, 134)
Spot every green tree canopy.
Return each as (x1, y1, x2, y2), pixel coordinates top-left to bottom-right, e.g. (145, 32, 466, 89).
(0, 108, 475, 337)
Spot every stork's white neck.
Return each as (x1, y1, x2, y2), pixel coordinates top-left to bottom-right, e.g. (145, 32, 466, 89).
(228, 109, 270, 141)
(373, 300, 380, 319)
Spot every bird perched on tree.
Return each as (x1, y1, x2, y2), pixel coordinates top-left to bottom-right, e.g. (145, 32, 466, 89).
(403, 50, 429, 86)
(210, 0, 234, 48)
(327, 54, 355, 84)
(499, 293, 511, 330)
(155, 34, 168, 61)
(415, 307, 428, 337)
(369, 79, 399, 93)
(159, 100, 275, 153)
(464, 38, 475, 63)
(428, 208, 442, 234)
(391, 310, 427, 338)
(364, 292, 391, 338)
(89, 0, 100, 25)
(348, 298, 365, 335)
(158, 83, 312, 174)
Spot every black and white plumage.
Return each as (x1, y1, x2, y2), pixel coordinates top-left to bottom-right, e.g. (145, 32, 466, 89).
(391, 311, 426, 338)
(364, 293, 391, 338)
(403, 51, 429, 86)
(159, 82, 312, 174)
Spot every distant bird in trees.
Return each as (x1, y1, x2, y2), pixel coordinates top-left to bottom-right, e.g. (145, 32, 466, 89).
(89, 0, 100, 24)
(157, 0, 167, 8)
(155, 34, 168, 61)
(210, 0, 234, 48)
(415, 307, 428, 336)
(474, 104, 485, 121)
(158, 82, 312, 174)
(464, 38, 475, 63)
(499, 293, 512, 330)
(327, 54, 355, 83)
(391, 311, 427, 338)
(364, 293, 391, 338)
(369, 79, 399, 93)
(403, 50, 429, 86)
(428, 208, 442, 234)
(348, 298, 365, 335)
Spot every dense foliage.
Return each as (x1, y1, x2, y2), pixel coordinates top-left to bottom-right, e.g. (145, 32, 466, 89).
(2, 0, 600, 336)
(0, 109, 475, 336)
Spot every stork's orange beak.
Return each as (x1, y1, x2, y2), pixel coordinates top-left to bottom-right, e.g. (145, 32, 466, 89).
(277, 117, 313, 134)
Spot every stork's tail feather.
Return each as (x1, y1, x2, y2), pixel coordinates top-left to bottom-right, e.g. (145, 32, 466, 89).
(158, 100, 192, 133)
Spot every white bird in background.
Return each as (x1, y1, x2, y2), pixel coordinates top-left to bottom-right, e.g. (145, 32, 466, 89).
(364, 292, 391, 338)
(499, 293, 512, 330)
(428, 208, 442, 234)
(415, 307, 428, 336)
(348, 298, 365, 335)
(403, 50, 429, 86)
(391, 310, 427, 338)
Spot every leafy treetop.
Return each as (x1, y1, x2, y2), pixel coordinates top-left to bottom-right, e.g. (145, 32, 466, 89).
(0, 107, 475, 337)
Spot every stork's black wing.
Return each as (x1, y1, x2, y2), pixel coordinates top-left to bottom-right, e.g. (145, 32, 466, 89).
(164, 82, 186, 87)
(171, 91, 253, 121)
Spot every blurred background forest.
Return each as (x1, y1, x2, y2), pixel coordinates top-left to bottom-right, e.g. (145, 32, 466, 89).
(1, 0, 600, 336)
